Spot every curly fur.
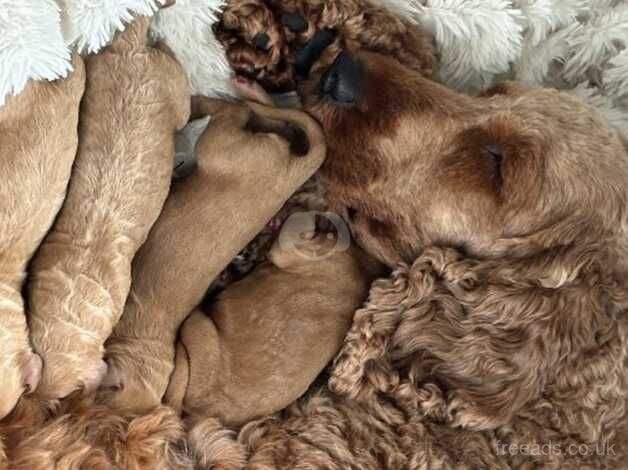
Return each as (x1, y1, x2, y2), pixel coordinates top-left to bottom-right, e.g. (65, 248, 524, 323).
(2, 5, 627, 469)
(1, 245, 626, 467)
(231, 243, 628, 469)
(0, 397, 189, 470)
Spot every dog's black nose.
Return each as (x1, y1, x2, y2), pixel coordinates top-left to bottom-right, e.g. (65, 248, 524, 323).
(320, 52, 364, 104)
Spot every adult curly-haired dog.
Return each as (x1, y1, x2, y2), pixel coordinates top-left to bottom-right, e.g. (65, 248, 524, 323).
(261, 37, 628, 468)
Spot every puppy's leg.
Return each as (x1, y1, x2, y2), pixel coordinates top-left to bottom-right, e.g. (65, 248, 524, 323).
(102, 98, 326, 413)
(0, 55, 85, 418)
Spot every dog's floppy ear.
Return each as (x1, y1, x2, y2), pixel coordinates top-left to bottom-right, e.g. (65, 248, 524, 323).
(330, 245, 628, 433)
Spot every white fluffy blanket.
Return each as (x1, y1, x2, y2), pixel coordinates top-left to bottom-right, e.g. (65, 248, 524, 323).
(1, 0, 627, 140)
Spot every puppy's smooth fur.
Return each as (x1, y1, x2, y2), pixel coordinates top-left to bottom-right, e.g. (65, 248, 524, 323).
(28, 16, 190, 399)
(165, 212, 383, 426)
(102, 98, 326, 413)
(0, 56, 85, 418)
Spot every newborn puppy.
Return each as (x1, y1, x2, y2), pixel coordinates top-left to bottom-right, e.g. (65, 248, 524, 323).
(28, 16, 190, 399)
(101, 98, 326, 413)
(165, 211, 383, 427)
(0, 56, 85, 418)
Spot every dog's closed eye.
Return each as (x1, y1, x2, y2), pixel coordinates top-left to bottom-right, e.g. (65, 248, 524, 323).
(485, 144, 504, 166)
(485, 144, 505, 181)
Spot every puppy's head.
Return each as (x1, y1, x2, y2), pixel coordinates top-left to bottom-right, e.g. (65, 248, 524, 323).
(269, 211, 350, 270)
(302, 50, 628, 266)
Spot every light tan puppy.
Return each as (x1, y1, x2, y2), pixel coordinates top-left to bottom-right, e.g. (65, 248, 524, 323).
(165, 212, 383, 426)
(101, 98, 326, 413)
(28, 16, 190, 399)
(0, 56, 85, 418)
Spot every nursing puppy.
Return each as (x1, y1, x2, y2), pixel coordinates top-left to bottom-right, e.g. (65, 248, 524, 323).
(165, 211, 383, 426)
(28, 16, 190, 399)
(0, 56, 85, 418)
(101, 98, 326, 413)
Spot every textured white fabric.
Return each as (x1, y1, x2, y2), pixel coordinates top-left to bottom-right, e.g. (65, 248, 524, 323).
(150, 0, 233, 97)
(0, 0, 70, 106)
(59, 0, 161, 53)
(0, 0, 626, 136)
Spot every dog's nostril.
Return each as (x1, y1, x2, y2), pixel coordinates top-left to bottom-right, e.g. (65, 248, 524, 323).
(253, 32, 271, 51)
(321, 51, 364, 104)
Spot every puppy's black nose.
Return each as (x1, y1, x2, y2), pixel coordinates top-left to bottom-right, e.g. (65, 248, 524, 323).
(320, 52, 364, 104)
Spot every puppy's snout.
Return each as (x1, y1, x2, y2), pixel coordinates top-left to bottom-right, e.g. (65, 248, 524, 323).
(320, 51, 364, 104)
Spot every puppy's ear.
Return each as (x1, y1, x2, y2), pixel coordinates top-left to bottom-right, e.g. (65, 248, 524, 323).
(330, 245, 628, 433)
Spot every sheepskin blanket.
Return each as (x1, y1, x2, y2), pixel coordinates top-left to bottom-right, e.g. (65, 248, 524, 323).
(1, 0, 627, 140)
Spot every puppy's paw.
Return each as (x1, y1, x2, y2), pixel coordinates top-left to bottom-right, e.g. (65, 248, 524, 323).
(100, 342, 169, 413)
(36, 355, 107, 400)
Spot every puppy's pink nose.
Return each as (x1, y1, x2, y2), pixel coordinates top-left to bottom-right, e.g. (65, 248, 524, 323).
(320, 51, 364, 104)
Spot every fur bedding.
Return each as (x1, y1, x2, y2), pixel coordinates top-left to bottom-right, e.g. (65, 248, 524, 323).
(1, 0, 628, 469)
(1, 0, 628, 138)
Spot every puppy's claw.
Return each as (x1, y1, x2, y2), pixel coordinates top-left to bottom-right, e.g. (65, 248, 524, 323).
(232, 77, 274, 106)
